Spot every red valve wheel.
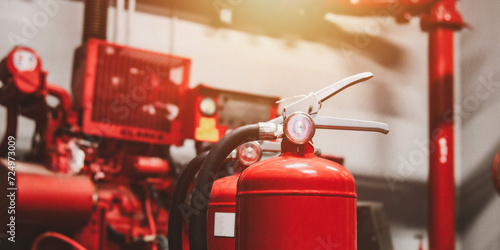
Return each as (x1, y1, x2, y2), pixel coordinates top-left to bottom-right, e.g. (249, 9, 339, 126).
(493, 150, 500, 195)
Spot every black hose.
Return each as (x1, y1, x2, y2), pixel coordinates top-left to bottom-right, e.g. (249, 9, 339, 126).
(82, 0, 109, 42)
(189, 124, 260, 250)
(168, 151, 209, 250)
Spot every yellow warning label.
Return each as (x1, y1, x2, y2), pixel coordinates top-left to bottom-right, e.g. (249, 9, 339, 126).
(195, 117, 220, 142)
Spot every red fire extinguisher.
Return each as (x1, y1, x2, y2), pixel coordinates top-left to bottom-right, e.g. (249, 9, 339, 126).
(207, 140, 281, 249)
(169, 72, 389, 250)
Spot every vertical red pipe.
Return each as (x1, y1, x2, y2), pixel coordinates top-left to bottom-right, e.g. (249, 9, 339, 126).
(428, 28, 455, 250)
(423, 0, 462, 249)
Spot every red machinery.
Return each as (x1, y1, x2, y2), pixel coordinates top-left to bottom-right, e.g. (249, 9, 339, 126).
(0, 40, 279, 249)
(71, 40, 194, 249)
(0, 42, 192, 249)
(0, 47, 48, 161)
(168, 72, 389, 250)
(72, 39, 191, 146)
(183, 85, 279, 145)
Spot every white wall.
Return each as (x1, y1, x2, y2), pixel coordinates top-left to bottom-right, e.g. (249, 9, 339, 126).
(0, 0, 83, 150)
(1, 0, 497, 249)
(458, 0, 500, 249)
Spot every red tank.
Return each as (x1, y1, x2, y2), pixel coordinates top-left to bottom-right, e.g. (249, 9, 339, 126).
(207, 141, 265, 250)
(207, 173, 240, 250)
(235, 142, 357, 250)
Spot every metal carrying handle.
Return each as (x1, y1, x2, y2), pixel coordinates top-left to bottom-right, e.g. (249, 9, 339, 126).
(282, 72, 374, 116)
(269, 72, 389, 135)
(312, 115, 389, 134)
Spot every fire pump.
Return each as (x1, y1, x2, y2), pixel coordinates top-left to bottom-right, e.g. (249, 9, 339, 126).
(0, 41, 279, 250)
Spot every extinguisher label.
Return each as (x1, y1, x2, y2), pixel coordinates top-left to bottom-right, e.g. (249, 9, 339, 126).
(214, 212, 235, 237)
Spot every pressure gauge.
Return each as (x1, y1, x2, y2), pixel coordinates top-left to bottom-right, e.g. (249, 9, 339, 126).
(200, 97, 217, 116)
(2, 47, 42, 94)
(237, 141, 262, 166)
(284, 112, 315, 145)
(12, 50, 38, 72)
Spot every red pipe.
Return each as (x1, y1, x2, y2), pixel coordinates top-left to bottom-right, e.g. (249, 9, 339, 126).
(47, 83, 77, 126)
(31, 232, 87, 250)
(327, 0, 463, 247)
(16, 168, 96, 229)
(145, 189, 158, 250)
(428, 28, 455, 250)
(421, 0, 462, 249)
(325, 0, 464, 248)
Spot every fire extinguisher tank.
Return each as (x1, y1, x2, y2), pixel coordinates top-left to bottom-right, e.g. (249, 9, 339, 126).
(208, 173, 240, 250)
(236, 151, 357, 249)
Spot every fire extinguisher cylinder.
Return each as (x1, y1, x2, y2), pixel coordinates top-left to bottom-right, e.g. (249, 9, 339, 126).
(180, 73, 388, 250)
(188, 124, 264, 249)
(236, 140, 357, 249)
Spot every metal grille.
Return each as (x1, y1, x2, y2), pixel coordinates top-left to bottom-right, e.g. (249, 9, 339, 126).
(91, 44, 185, 133)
